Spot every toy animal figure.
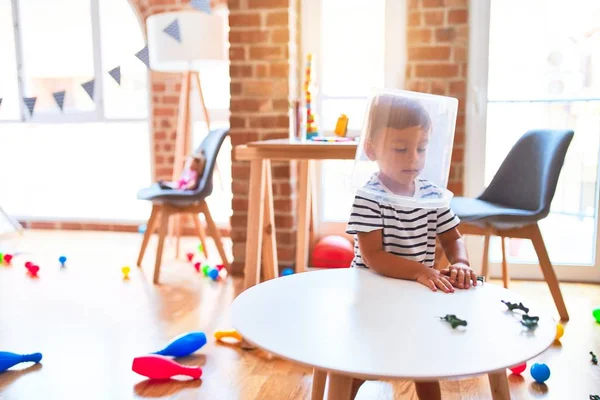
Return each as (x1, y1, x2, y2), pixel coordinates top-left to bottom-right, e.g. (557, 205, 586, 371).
(501, 300, 529, 314)
(439, 314, 467, 329)
(520, 314, 539, 330)
(590, 351, 598, 365)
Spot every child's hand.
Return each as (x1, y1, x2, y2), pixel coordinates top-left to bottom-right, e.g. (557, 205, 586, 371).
(442, 263, 477, 289)
(415, 268, 454, 293)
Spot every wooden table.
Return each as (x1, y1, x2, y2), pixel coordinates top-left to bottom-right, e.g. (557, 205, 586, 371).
(232, 268, 557, 399)
(233, 139, 358, 289)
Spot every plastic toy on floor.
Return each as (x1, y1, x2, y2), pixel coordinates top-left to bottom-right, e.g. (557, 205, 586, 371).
(152, 332, 207, 358)
(214, 329, 243, 344)
(530, 363, 550, 383)
(509, 362, 526, 375)
(0, 351, 43, 373)
(58, 255, 67, 267)
(132, 355, 202, 380)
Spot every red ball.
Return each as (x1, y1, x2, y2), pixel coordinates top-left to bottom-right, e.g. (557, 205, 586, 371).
(311, 235, 354, 269)
(509, 363, 527, 375)
(25, 261, 33, 268)
(186, 253, 194, 262)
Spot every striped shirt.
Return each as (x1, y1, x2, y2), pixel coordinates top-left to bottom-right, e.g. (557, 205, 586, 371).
(345, 174, 460, 269)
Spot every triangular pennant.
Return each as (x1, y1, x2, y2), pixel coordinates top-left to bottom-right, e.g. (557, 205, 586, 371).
(52, 91, 66, 111)
(81, 80, 95, 102)
(109, 66, 121, 85)
(23, 97, 37, 116)
(163, 19, 181, 43)
(191, 0, 211, 13)
(135, 45, 150, 69)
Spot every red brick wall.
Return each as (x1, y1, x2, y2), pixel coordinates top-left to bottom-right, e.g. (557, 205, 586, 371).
(405, 0, 468, 196)
(228, 0, 300, 275)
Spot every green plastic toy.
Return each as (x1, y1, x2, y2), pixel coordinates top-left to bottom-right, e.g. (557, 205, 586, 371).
(439, 314, 467, 329)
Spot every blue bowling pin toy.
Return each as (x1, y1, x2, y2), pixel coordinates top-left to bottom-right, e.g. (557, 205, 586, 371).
(0, 351, 43, 373)
(152, 332, 207, 358)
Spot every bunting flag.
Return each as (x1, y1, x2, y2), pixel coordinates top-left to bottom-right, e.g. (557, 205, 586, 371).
(52, 91, 66, 111)
(191, 0, 211, 13)
(135, 45, 150, 69)
(163, 19, 181, 43)
(23, 96, 36, 116)
(109, 66, 121, 85)
(81, 79, 95, 102)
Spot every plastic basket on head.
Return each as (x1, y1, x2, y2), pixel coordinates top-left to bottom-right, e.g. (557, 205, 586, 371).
(350, 88, 458, 209)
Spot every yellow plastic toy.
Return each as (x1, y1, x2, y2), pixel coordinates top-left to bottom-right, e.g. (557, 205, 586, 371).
(122, 266, 131, 280)
(214, 329, 243, 343)
(555, 323, 564, 340)
(334, 114, 349, 137)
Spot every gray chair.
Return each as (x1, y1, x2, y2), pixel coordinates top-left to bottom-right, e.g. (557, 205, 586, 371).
(451, 129, 574, 321)
(136, 128, 230, 284)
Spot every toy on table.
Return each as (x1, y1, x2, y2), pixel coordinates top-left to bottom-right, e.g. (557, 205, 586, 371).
(3, 254, 13, 265)
(334, 114, 349, 137)
(591, 351, 598, 365)
(186, 253, 194, 262)
(476, 275, 485, 285)
(152, 332, 207, 358)
(281, 268, 294, 277)
(58, 255, 67, 267)
(590, 395, 600, 400)
(530, 363, 550, 383)
(593, 308, 600, 323)
(501, 300, 529, 314)
(303, 53, 319, 140)
(520, 314, 539, 330)
(311, 235, 353, 269)
(194, 262, 201, 273)
(509, 362, 526, 375)
(26, 264, 39, 278)
(555, 323, 564, 340)
(439, 314, 467, 329)
(132, 355, 202, 380)
(214, 329, 243, 344)
(122, 266, 131, 280)
(0, 351, 43, 373)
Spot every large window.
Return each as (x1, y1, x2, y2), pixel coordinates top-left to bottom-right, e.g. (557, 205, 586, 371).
(0, 0, 231, 224)
(303, 0, 405, 226)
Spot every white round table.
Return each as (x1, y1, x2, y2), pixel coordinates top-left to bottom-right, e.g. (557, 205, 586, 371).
(232, 268, 556, 399)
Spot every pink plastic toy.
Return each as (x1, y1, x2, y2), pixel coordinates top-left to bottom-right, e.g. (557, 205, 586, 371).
(186, 253, 194, 262)
(132, 355, 202, 380)
(26, 265, 39, 277)
(3, 254, 13, 264)
(194, 262, 201, 272)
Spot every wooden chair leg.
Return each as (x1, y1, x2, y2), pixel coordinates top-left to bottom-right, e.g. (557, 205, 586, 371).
(311, 369, 326, 400)
(500, 236, 509, 288)
(193, 214, 209, 258)
(200, 201, 230, 268)
(137, 205, 160, 268)
(529, 223, 569, 321)
(153, 209, 171, 284)
(481, 233, 491, 280)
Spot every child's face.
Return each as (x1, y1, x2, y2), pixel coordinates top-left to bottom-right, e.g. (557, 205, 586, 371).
(370, 126, 429, 185)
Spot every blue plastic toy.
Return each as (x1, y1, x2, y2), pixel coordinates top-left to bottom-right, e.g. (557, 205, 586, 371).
(58, 255, 67, 267)
(281, 268, 294, 276)
(152, 332, 207, 358)
(209, 268, 219, 281)
(530, 363, 550, 383)
(0, 351, 43, 373)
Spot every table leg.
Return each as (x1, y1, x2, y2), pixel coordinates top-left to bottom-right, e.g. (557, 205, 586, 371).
(244, 160, 266, 290)
(327, 372, 352, 400)
(261, 160, 278, 280)
(488, 370, 510, 400)
(311, 368, 326, 400)
(296, 160, 311, 273)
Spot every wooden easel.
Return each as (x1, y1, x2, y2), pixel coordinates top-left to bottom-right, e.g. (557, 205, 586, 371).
(170, 70, 211, 258)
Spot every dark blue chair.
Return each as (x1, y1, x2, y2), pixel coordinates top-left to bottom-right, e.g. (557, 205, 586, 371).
(451, 129, 574, 321)
(136, 128, 230, 284)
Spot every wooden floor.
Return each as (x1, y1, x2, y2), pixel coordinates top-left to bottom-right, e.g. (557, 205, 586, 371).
(0, 230, 599, 399)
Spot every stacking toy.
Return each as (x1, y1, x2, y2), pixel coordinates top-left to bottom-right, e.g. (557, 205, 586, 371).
(194, 262, 201, 273)
(3, 254, 12, 265)
(186, 253, 194, 262)
(593, 308, 600, 323)
(122, 266, 131, 280)
(132, 355, 202, 380)
(530, 363, 550, 383)
(509, 362, 526, 375)
(555, 323, 564, 340)
(58, 255, 67, 267)
(25, 261, 33, 269)
(281, 268, 294, 277)
(214, 329, 243, 343)
(0, 351, 43, 372)
(26, 265, 39, 277)
(208, 268, 219, 281)
(0, 253, 3, 264)
(202, 265, 210, 276)
(152, 332, 207, 358)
